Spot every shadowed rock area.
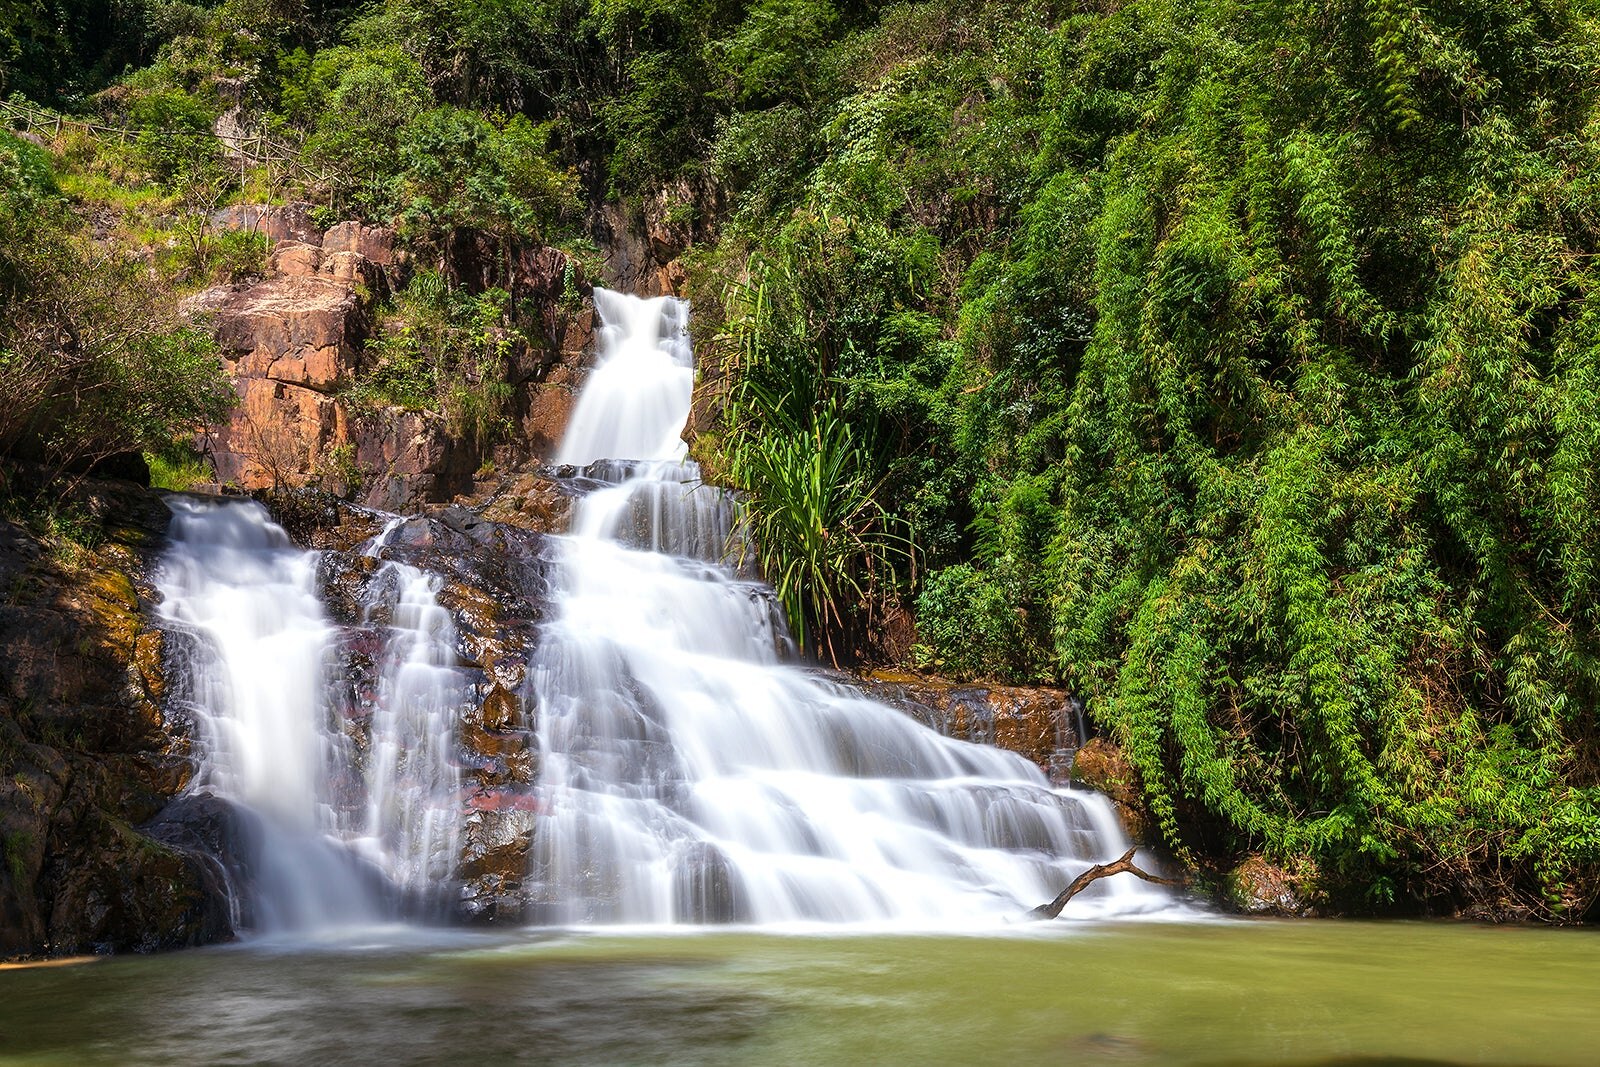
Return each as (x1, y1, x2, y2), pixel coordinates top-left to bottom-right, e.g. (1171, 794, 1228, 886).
(0, 482, 232, 956)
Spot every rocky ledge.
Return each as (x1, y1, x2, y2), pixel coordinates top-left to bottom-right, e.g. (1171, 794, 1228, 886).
(184, 203, 595, 513)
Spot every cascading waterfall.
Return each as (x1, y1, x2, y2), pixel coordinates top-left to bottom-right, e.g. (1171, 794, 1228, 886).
(357, 560, 466, 913)
(529, 290, 1165, 925)
(157, 502, 467, 928)
(153, 286, 1161, 934)
(157, 499, 385, 930)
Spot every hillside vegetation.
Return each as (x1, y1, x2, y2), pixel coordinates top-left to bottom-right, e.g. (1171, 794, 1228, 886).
(5, 0, 1599, 919)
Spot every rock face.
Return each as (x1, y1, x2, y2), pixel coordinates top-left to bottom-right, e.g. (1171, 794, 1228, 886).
(189, 210, 595, 514)
(857, 668, 1084, 783)
(0, 481, 233, 957)
(1069, 737, 1155, 845)
(256, 487, 560, 924)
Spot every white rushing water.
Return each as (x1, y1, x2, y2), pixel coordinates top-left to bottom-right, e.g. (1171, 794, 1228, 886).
(529, 289, 1166, 925)
(357, 559, 467, 914)
(555, 289, 694, 467)
(157, 503, 467, 928)
(157, 499, 385, 930)
(153, 287, 1163, 933)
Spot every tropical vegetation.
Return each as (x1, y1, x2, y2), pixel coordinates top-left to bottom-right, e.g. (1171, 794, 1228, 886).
(4, 0, 1600, 919)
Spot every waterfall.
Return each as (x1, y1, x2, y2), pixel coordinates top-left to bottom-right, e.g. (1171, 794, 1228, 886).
(156, 504, 467, 929)
(555, 289, 694, 467)
(358, 560, 467, 914)
(529, 290, 1164, 925)
(156, 499, 386, 930)
(152, 287, 1161, 935)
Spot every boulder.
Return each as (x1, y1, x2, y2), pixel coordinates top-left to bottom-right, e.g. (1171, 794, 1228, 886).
(477, 470, 576, 535)
(323, 221, 397, 268)
(1226, 855, 1316, 917)
(351, 409, 475, 512)
(269, 241, 323, 278)
(212, 273, 364, 391)
(1070, 737, 1154, 844)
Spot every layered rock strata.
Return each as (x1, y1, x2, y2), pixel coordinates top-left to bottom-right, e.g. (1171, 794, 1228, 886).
(185, 207, 594, 513)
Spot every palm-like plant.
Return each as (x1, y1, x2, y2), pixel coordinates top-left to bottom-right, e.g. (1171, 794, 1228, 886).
(726, 376, 913, 667)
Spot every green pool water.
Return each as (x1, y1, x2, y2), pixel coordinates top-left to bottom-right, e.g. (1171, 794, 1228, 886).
(1, 919, 1595, 1065)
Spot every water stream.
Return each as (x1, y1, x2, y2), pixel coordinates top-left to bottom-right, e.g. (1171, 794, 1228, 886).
(152, 287, 1162, 932)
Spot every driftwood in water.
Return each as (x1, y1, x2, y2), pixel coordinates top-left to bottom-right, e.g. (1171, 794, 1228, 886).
(1028, 848, 1182, 920)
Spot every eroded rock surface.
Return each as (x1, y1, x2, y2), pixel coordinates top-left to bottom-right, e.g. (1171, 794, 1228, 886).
(0, 482, 231, 957)
(256, 489, 557, 923)
(187, 210, 595, 514)
(857, 668, 1084, 783)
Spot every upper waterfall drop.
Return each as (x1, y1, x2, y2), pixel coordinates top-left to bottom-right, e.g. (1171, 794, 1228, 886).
(555, 289, 694, 466)
(530, 289, 1167, 926)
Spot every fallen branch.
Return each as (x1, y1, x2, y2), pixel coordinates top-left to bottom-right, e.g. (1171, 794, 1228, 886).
(1028, 848, 1182, 920)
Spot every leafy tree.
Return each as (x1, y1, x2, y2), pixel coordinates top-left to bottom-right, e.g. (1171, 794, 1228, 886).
(0, 131, 233, 484)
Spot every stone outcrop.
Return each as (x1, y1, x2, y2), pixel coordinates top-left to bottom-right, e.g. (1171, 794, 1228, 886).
(210, 202, 322, 247)
(596, 176, 721, 298)
(0, 481, 232, 958)
(257, 490, 557, 924)
(187, 210, 595, 514)
(857, 668, 1085, 784)
(1225, 855, 1317, 917)
(1069, 737, 1155, 844)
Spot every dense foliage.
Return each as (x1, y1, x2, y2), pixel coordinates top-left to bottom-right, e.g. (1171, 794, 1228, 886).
(0, 130, 231, 485)
(689, 0, 1600, 918)
(5, 0, 1600, 919)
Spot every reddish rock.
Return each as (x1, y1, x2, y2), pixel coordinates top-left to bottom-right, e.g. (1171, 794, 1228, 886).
(196, 213, 591, 510)
(478, 471, 574, 535)
(859, 668, 1082, 779)
(210, 202, 322, 246)
(320, 250, 380, 289)
(322, 221, 396, 267)
(351, 408, 474, 512)
(212, 274, 364, 391)
(210, 375, 349, 490)
(1071, 737, 1154, 844)
(517, 360, 585, 460)
(269, 241, 322, 277)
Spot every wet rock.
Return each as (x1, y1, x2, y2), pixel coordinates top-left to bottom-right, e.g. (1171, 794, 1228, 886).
(858, 669, 1082, 779)
(43, 807, 234, 954)
(673, 841, 743, 923)
(481, 685, 522, 730)
(0, 481, 237, 957)
(478, 470, 576, 535)
(458, 799, 538, 923)
(316, 553, 382, 626)
(1070, 738, 1153, 844)
(1226, 855, 1316, 917)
